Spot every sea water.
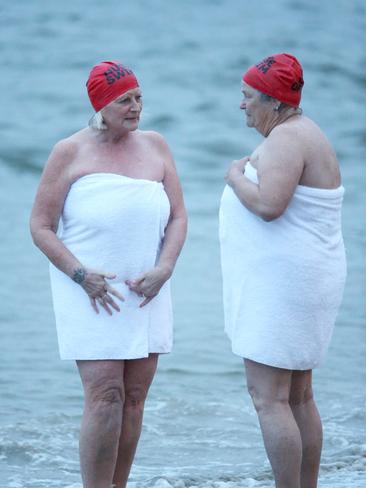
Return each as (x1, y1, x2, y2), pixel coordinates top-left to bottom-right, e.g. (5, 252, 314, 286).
(1, 0, 365, 486)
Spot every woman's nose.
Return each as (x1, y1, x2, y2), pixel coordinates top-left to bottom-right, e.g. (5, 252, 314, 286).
(130, 99, 140, 111)
(240, 100, 246, 110)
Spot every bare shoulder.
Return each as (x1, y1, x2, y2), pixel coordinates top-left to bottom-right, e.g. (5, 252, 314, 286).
(271, 115, 331, 147)
(302, 116, 337, 154)
(262, 116, 340, 188)
(291, 117, 340, 187)
(140, 130, 175, 174)
(32, 132, 86, 225)
(141, 130, 171, 152)
(268, 117, 303, 144)
(45, 129, 89, 178)
(48, 132, 80, 167)
(50, 139, 74, 163)
(263, 115, 326, 160)
(299, 115, 328, 136)
(255, 119, 305, 188)
(139, 132, 184, 208)
(261, 119, 304, 162)
(271, 115, 337, 160)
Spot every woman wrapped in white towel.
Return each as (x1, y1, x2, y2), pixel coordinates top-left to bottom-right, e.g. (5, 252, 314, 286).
(219, 53, 346, 488)
(30, 61, 187, 488)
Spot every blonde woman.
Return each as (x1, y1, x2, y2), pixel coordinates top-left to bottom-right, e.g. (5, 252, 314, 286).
(30, 60, 187, 488)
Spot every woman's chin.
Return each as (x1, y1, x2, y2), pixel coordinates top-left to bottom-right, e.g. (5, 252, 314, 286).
(123, 120, 139, 130)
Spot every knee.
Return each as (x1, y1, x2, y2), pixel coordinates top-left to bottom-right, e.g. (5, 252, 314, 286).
(247, 383, 268, 412)
(87, 381, 125, 411)
(289, 385, 314, 408)
(124, 385, 148, 411)
(247, 383, 289, 414)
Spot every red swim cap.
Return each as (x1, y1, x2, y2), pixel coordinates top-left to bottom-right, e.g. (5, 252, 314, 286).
(243, 53, 304, 107)
(86, 61, 139, 112)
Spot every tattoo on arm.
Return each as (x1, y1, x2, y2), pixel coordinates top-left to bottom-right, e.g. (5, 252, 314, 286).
(72, 267, 86, 284)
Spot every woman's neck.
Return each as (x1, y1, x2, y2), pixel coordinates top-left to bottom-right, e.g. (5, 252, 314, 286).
(263, 107, 302, 137)
(96, 127, 134, 144)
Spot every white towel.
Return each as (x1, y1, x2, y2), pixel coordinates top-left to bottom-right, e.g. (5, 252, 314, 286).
(219, 162, 346, 369)
(49, 173, 172, 360)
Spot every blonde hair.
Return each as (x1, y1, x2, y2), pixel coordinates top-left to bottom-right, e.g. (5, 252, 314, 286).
(88, 111, 107, 130)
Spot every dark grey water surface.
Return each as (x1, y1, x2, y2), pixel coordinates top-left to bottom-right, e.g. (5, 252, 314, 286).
(1, 0, 365, 487)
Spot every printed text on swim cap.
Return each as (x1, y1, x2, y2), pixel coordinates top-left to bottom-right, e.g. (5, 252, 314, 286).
(104, 65, 134, 85)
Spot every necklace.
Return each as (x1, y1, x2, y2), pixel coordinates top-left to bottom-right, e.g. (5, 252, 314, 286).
(265, 108, 302, 137)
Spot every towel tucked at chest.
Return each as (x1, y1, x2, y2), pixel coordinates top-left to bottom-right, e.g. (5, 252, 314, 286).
(219, 162, 346, 369)
(50, 173, 172, 360)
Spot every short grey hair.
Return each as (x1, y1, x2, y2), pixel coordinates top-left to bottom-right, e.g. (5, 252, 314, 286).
(259, 92, 287, 112)
(259, 92, 301, 113)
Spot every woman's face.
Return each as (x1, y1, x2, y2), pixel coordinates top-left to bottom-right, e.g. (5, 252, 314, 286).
(240, 83, 273, 133)
(101, 88, 142, 131)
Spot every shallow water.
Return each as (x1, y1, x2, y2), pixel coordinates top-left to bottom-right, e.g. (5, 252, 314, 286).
(1, 0, 366, 486)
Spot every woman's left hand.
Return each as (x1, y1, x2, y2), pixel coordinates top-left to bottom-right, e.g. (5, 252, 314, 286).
(225, 156, 250, 187)
(125, 265, 172, 307)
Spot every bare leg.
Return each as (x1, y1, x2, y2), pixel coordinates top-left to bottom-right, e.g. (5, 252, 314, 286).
(112, 353, 159, 488)
(290, 370, 322, 488)
(244, 359, 302, 488)
(77, 360, 125, 488)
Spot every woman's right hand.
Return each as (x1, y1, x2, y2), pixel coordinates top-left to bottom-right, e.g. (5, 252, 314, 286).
(225, 156, 250, 187)
(77, 268, 125, 315)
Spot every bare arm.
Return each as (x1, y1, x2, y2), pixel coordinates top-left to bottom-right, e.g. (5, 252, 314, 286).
(225, 128, 304, 221)
(157, 136, 188, 275)
(30, 139, 83, 277)
(30, 139, 124, 314)
(126, 133, 188, 306)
